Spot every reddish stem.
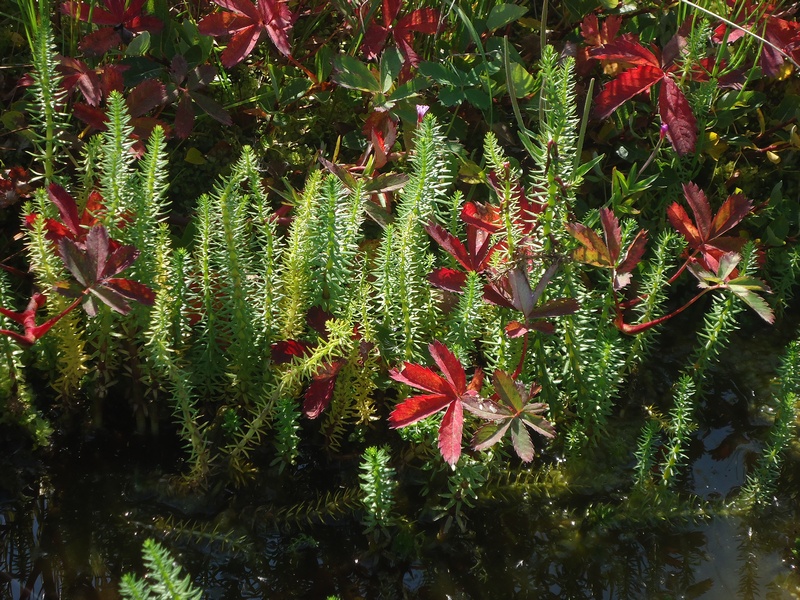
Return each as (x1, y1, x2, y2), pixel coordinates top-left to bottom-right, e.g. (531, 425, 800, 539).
(616, 287, 716, 335)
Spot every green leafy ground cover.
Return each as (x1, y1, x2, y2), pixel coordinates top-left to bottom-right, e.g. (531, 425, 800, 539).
(1, 0, 800, 597)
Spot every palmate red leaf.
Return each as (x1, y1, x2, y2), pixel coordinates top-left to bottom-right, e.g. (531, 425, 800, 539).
(667, 182, 753, 271)
(600, 207, 621, 262)
(580, 14, 621, 47)
(199, 0, 293, 67)
(438, 400, 464, 465)
(592, 64, 664, 120)
(100, 239, 138, 278)
(659, 77, 696, 156)
(78, 27, 122, 56)
(461, 201, 503, 233)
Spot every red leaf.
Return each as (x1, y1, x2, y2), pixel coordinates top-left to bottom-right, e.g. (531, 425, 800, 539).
(388, 392, 451, 427)
(389, 363, 453, 395)
(667, 202, 701, 247)
(599, 207, 621, 262)
(104, 278, 155, 305)
(78, 26, 122, 55)
(101, 241, 139, 278)
(361, 24, 390, 60)
(593, 64, 664, 120)
(710, 193, 753, 238)
(303, 359, 345, 419)
(425, 222, 471, 269)
(73, 103, 109, 131)
(174, 94, 194, 140)
(428, 267, 467, 293)
(461, 201, 502, 233)
(428, 340, 466, 395)
(438, 400, 463, 465)
(271, 339, 313, 363)
(589, 35, 661, 68)
(658, 77, 696, 155)
(617, 229, 648, 275)
(126, 79, 167, 118)
(47, 184, 81, 237)
(681, 182, 712, 239)
(396, 8, 440, 35)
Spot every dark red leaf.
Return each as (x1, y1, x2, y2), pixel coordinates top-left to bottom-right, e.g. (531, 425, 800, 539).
(425, 222, 471, 269)
(271, 339, 313, 363)
(220, 24, 263, 68)
(47, 184, 81, 237)
(599, 207, 621, 262)
(174, 94, 194, 140)
(190, 92, 233, 126)
(617, 229, 648, 275)
(682, 182, 712, 239)
(593, 64, 664, 120)
(658, 77, 696, 155)
(126, 79, 167, 118)
(73, 103, 109, 131)
(104, 278, 155, 305)
(589, 35, 661, 68)
(438, 400, 463, 465)
(303, 359, 345, 419)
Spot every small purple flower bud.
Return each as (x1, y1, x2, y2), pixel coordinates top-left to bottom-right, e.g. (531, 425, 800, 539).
(416, 104, 430, 124)
(660, 123, 669, 139)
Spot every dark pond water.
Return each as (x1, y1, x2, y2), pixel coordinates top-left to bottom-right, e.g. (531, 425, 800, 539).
(2, 328, 800, 599)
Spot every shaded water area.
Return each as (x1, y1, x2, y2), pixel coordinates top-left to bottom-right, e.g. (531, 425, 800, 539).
(3, 324, 800, 599)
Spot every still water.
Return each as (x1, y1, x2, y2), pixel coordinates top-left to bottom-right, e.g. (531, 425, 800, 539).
(2, 333, 800, 599)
